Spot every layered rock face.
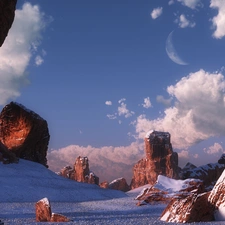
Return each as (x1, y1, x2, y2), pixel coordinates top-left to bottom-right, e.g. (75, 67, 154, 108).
(0, 102, 50, 167)
(0, 0, 17, 47)
(130, 130, 180, 189)
(58, 156, 99, 185)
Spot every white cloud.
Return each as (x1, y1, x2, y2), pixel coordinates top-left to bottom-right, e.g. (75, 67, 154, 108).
(0, 3, 48, 105)
(177, 0, 201, 9)
(105, 101, 112, 106)
(177, 14, 196, 28)
(156, 95, 172, 106)
(47, 142, 144, 182)
(118, 99, 134, 118)
(142, 97, 151, 109)
(151, 7, 163, 19)
(107, 114, 117, 120)
(210, 0, 225, 39)
(169, 0, 175, 5)
(204, 142, 224, 155)
(135, 69, 225, 149)
(35, 55, 44, 66)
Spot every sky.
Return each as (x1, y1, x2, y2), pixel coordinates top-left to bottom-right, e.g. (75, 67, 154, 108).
(1, 0, 225, 182)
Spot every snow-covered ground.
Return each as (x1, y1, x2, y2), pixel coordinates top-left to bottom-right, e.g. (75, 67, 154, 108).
(0, 160, 222, 224)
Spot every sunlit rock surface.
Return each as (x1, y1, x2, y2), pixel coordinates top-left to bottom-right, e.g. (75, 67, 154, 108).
(0, 102, 50, 167)
(130, 130, 180, 189)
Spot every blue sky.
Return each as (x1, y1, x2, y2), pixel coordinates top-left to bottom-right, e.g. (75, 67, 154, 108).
(1, 0, 225, 182)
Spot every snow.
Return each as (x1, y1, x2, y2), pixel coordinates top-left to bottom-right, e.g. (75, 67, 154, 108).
(0, 159, 222, 224)
(154, 175, 201, 193)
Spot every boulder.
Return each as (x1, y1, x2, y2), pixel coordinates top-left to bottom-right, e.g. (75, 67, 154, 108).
(36, 198, 70, 222)
(0, 0, 17, 47)
(160, 192, 214, 223)
(0, 102, 50, 167)
(35, 198, 52, 222)
(99, 181, 109, 189)
(130, 130, 180, 189)
(208, 169, 225, 221)
(108, 177, 130, 192)
(50, 213, 70, 222)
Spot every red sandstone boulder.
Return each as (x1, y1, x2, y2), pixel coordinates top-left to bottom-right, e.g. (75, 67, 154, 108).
(0, 102, 50, 167)
(50, 213, 70, 222)
(35, 198, 52, 222)
(208, 169, 225, 220)
(160, 192, 214, 223)
(130, 130, 180, 189)
(0, 0, 17, 47)
(100, 181, 109, 189)
(36, 198, 70, 222)
(108, 177, 130, 192)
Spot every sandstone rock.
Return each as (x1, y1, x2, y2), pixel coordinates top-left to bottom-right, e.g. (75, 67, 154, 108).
(50, 213, 70, 222)
(100, 181, 109, 189)
(108, 177, 130, 192)
(58, 156, 99, 185)
(35, 198, 52, 222)
(160, 192, 214, 223)
(130, 130, 180, 189)
(36, 198, 70, 222)
(0, 141, 18, 164)
(208, 169, 225, 221)
(0, 102, 50, 167)
(0, 0, 17, 47)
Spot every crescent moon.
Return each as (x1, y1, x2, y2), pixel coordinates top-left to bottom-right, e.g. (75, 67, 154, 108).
(166, 31, 188, 66)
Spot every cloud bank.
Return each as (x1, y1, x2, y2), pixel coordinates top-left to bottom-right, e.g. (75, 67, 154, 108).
(48, 142, 144, 183)
(135, 69, 225, 149)
(0, 3, 48, 105)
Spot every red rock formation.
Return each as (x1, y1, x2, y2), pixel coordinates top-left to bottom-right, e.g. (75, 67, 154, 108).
(99, 181, 109, 189)
(35, 198, 52, 222)
(58, 156, 99, 185)
(208, 169, 225, 221)
(108, 178, 130, 192)
(160, 192, 214, 223)
(130, 130, 180, 189)
(0, 102, 50, 167)
(50, 213, 70, 222)
(36, 198, 70, 222)
(0, 0, 17, 47)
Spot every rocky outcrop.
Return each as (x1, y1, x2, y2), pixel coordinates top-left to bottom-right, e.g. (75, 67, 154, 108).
(35, 198, 70, 222)
(0, 0, 17, 47)
(160, 192, 214, 223)
(58, 156, 99, 185)
(35, 198, 52, 222)
(208, 169, 225, 221)
(99, 181, 109, 189)
(0, 102, 50, 167)
(130, 130, 180, 189)
(108, 178, 130, 192)
(181, 156, 225, 190)
(160, 169, 225, 223)
(136, 175, 204, 205)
